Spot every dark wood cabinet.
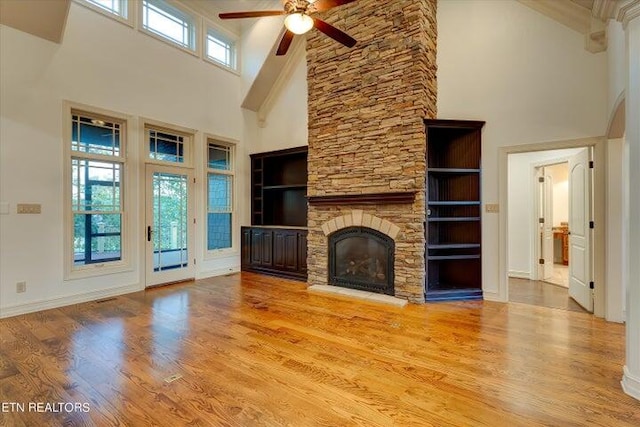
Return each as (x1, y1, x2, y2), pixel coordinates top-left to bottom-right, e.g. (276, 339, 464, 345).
(243, 147, 309, 281)
(241, 226, 308, 280)
(424, 119, 485, 301)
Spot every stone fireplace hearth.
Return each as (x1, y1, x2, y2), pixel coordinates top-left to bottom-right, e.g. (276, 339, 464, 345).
(306, 0, 437, 303)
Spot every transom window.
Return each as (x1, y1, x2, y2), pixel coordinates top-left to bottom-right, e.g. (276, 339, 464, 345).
(72, 115, 121, 156)
(142, 0, 196, 51)
(82, 0, 128, 19)
(148, 128, 185, 163)
(206, 28, 237, 70)
(207, 141, 234, 251)
(69, 111, 126, 268)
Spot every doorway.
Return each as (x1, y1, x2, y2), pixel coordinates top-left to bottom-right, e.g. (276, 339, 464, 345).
(507, 147, 594, 313)
(145, 164, 195, 287)
(535, 162, 569, 288)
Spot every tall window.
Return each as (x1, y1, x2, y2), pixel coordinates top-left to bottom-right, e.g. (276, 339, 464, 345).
(207, 141, 234, 251)
(142, 0, 196, 51)
(206, 28, 237, 70)
(69, 111, 125, 268)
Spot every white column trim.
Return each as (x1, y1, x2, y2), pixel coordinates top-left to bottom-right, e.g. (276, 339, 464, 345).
(621, 10, 640, 402)
(622, 366, 640, 400)
(615, 0, 640, 28)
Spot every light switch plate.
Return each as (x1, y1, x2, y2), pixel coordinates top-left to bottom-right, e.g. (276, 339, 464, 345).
(0, 203, 8, 215)
(485, 204, 499, 213)
(17, 203, 41, 214)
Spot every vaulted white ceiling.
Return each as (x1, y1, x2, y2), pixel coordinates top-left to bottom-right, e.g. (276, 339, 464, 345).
(517, 0, 621, 52)
(180, 0, 282, 33)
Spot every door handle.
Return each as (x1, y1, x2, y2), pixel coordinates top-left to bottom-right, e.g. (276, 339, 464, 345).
(147, 226, 152, 242)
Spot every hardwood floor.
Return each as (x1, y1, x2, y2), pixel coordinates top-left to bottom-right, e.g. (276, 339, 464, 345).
(509, 277, 587, 313)
(1, 272, 638, 426)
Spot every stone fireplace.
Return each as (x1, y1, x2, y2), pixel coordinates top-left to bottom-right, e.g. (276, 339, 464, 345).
(306, 0, 437, 303)
(326, 212, 397, 295)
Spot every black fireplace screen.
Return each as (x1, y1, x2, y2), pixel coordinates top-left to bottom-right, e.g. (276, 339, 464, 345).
(328, 227, 394, 295)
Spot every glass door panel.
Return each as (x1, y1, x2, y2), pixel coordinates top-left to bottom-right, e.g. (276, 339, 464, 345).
(146, 165, 194, 286)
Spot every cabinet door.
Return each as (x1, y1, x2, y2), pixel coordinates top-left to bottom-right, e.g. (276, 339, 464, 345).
(283, 231, 298, 271)
(251, 229, 273, 267)
(273, 231, 287, 269)
(260, 230, 273, 266)
(241, 228, 251, 267)
(273, 230, 299, 271)
(298, 231, 308, 274)
(250, 230, 263, 265)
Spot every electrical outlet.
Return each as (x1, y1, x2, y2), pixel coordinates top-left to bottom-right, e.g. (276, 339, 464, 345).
(485, 204, 499, 213)
(16, 281, 26, 293)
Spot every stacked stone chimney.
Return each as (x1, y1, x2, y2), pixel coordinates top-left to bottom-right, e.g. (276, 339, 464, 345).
(305, 0, 437, 302)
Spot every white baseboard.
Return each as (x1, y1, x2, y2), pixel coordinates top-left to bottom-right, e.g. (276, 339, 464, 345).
(483, 291, 506, 302)
(622, 366, 640, 401)
(0, 283, 142, 319)
(196, 265, 240, 280)
(508, 270, 530, 279)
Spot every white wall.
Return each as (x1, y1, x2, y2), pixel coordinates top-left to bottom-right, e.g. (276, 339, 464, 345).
(437, 0, 607, 298)
(607, 138, 625, 322)
(0, 3, 250, 316)
(547, 162, 569, 226)
(607, 20, 626, 119)
(507, 149, 581, 278)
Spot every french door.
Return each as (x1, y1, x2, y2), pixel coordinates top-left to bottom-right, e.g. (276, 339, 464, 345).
(145, 164, 194, 287)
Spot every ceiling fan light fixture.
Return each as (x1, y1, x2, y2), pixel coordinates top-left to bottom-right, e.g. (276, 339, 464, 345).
(284, 13, 314, 35)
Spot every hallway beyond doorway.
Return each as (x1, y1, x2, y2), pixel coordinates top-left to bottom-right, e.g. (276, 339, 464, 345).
(542, 264, 568, 288)
(509, 276, 586, 313)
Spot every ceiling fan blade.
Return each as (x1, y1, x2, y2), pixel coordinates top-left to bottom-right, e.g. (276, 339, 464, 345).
(312, 0, 357, 12)
(219, 11, 285, 20)
(313, 18, 356, 48)
(276, 30, 295, 56)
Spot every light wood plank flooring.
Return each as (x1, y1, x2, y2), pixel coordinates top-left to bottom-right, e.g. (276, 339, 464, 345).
(509, 277, 587, 313)
(1, 272, 638, 426)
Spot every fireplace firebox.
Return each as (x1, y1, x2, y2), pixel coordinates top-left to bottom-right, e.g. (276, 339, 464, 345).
(328, 227, 394, 295)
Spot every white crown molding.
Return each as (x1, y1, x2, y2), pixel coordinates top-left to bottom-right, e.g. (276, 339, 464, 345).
(518, 0, 591, 34)
(616, 0, 640, 28)
(592, 0, 618, 20)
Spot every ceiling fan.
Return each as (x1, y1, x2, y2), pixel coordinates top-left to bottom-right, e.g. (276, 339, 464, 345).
(219, 0, 357, 56)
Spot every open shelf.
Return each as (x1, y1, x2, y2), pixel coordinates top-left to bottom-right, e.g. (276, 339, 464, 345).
(263, 184, 308, 190)
(425, 119, 485, 301)
(428, 168, 481, 173)
(428, 217, 480, 222)
(428, 243, 481, 249)
(250, 146, 308, 227)
(428, 255, 481, 260)
(428, 201, 480, 206)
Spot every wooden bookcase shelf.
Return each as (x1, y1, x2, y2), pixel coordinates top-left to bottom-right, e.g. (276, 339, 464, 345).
(250, 146, 308, 227)
(424, 119, 485, 301)
(244, 146, 309, 281)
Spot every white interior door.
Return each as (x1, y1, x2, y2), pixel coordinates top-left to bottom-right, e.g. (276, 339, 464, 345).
(145, 165, 195, 287)
(568, 148, 593, 312)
